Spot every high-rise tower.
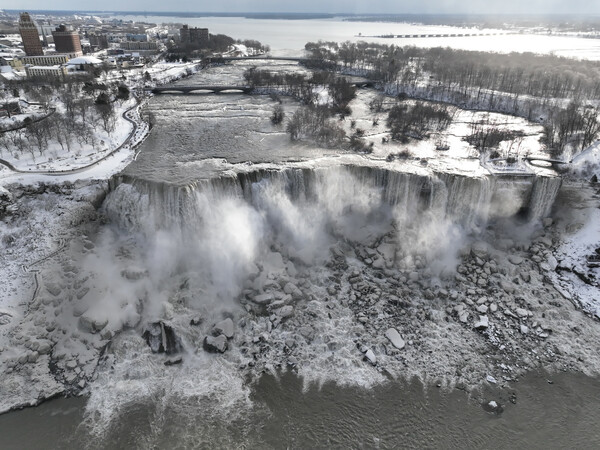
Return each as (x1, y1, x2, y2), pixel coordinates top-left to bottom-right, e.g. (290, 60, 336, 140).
(19, 12, 43, 56)
(52, 25, 82, 55)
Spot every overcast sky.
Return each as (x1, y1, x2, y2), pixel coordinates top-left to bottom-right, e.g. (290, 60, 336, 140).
(4, 0, 599, 15)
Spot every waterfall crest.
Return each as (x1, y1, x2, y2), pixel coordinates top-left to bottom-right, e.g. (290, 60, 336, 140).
(105, 166, 561, 235)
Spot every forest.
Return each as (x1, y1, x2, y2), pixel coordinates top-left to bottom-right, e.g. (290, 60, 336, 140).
(304, 41, 600, 158)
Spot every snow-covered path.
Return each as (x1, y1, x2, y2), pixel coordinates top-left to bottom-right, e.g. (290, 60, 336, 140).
(0, 99, 149, 185)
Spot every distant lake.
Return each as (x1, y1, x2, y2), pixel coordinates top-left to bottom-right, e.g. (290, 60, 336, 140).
(114, 14, 600, 60)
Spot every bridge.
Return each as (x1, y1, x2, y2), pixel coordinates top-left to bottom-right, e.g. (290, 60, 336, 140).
(206, 55, 311, 63)
(360, 32, 515, 39)
(524, 156, 571, 167)
(152, 80, 376, 95)
(152, 85, 254, 94)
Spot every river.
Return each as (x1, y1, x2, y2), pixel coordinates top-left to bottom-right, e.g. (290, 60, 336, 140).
(115, 14, 600, 60)
(1, 371, 599, 449)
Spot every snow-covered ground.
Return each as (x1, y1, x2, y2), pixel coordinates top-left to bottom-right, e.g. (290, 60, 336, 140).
(342, 90, 545, 170)
(0, 99, 135, 173)
(0, 100, 149, 184)
(0, 182, 108, 412)
(548, 183, 600, 319)
(0, 101, 47, 130)
(0, 58, 599, 426)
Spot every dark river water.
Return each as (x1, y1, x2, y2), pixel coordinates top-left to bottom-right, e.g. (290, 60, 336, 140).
(1, 371, 599, 449)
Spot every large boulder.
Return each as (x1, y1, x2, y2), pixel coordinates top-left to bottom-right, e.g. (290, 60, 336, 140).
(142, 321, 182, 355)
(384, 328, 405, 350)
(276, 305, 294, 319)
(471, 241, 489, 258)
(251, 293, 274, 305)
(79, 314, 108, 334)
(364, 349, 377, 365)
(283, 283, 303, 300)
(474, 315, 489, 330)
(203, 335, 228, 353)
(212, 318, 234, 339)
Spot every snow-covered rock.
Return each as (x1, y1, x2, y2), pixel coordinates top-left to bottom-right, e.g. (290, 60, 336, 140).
(203, 335, 228, 353)
(508, 255, 524, 265)
(364, 349, 377, 365)
(213, 318, 234, 339)
(474, 315, 489, 330)
(471, 241, 489, 258)
(251, 293, 274, 305)
(79, 314, 108, 334)
(384, 328, 406, 350)
(277, 305, 294, 318)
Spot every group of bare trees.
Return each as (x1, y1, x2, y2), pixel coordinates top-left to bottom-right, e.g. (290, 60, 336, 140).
(463, 117, 525, 159)
(386, 101, 454, 142)
(305, 41, 600, 101)
(168, 33, 269, 58)
(244, 68, 356, 114)
(0, 78, 130, 161)
(541, 102, 600, 157)
(0, 112, 99, 159)
(286, 106, 346, 148)
(244, 68, 359, 148)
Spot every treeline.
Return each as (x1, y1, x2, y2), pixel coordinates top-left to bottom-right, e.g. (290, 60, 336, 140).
(542, 102, 600, 157)
(168, 34, 269, 58)
(305, 41, 600, 101)
(305, 41, 600, 158)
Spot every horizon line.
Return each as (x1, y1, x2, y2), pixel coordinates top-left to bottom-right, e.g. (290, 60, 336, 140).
(4, 10, 600, 17)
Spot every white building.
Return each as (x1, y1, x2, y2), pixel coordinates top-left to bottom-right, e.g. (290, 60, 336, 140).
(22, 54, 69, 66)
(25, 65, 67, 78)
(65, 55, 102, 72)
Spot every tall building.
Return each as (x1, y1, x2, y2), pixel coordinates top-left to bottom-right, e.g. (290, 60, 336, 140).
(19, 12, 43, 56)
(88, 32, 108, 50)
(52, 25, 82, 55)
(180, 25, 209, 46)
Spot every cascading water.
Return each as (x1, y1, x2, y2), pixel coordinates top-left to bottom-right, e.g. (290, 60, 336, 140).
(527, 175, 563, 222)
(105, 165, 560, 236)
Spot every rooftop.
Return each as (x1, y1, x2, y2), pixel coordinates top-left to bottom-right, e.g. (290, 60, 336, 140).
(66, 56, 102, 65)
